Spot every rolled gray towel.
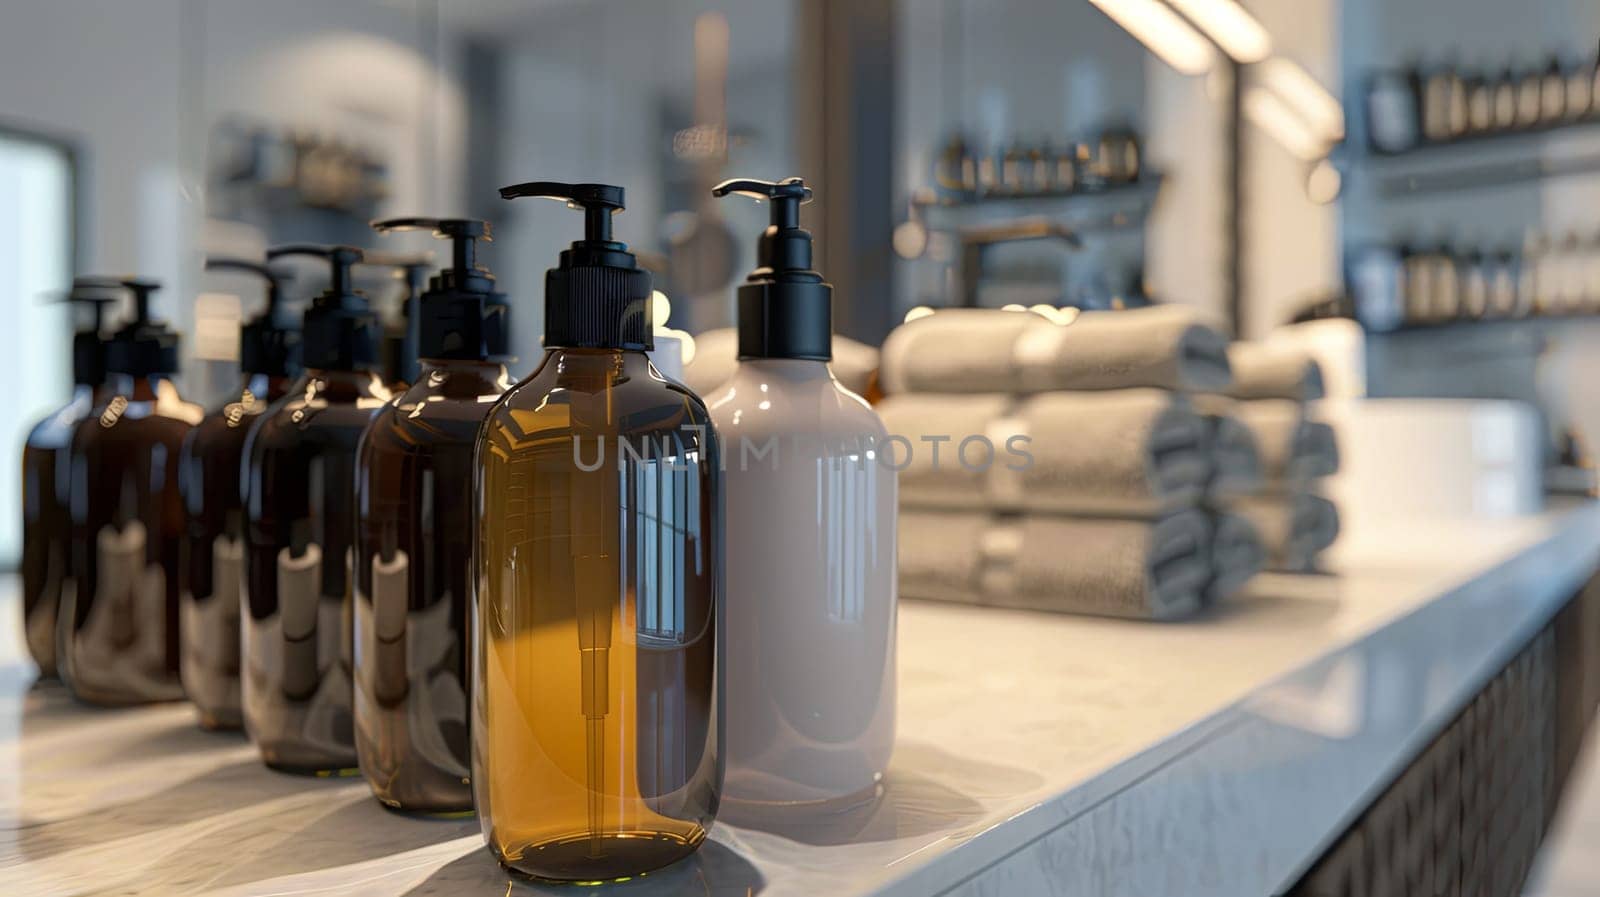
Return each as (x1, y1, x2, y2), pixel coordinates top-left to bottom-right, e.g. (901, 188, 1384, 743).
(1016, 389, 1212, 516)
(1234, 493, 1341, 572)
(1189, 395, 1264, 501)
(898, 509, 1212, 620)
(879, 306, 1232, 395)
(1225, 343, 1326, 401)
(682, 328, 881, 398)
(1205, 512, 1265, 604)
(1233, 400, 1340, 488)
(999, 512, 1212, 620)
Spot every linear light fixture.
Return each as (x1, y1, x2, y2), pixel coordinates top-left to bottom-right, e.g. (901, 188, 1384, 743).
(1163, 0, 1271, 64)
(1258, 57, 1346, 142)
(1087, 0, 1217, 76)
(1243, 86, 1326, 160)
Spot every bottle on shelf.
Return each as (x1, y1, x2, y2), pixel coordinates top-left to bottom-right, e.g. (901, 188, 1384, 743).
(705, 176, 897, 815)
(58, 278, 203, 705)
(241, 245, 393, 773)
(1493, 67, 1519, 130)
(1541, 57, 1568, 123)
(21, 285, 119, 678)
(354, 217, 513, 814)
(1517, 64, 1544, 128)
(1464, 67, 1492, 133)
(178, 257, 300, 730)
(475, 181, 721, 882)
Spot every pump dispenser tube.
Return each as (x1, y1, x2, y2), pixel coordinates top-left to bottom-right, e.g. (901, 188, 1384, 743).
(58, 278, 204, 705)
(242, 245, 393, 773)
(353, 217, 512, 813)
(474, 181, 722, 882)
(178, 258, 300, 729)
(706, 177, 898, 814)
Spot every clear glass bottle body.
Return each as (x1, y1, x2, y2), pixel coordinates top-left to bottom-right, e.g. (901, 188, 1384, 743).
(474, 348, 722, 882)
(179, 373, 291, 729)
(354, 359, 511, 813)
(58, 375, 204, 704)
(706, 359, 897, 811)
(21, 384, 108, 678)
(241, 369, 392, 772)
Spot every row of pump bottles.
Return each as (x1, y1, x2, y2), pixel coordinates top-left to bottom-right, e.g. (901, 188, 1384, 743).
(19, 178, 897, 882)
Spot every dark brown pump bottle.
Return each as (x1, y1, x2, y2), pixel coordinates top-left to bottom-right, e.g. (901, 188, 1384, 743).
(354, 218, 512, 813)
(178, 258, 300, 730)
(475, 182, 723, 882)
(59, 278, 204, 705)
(241, 245, 394, 773)
(21, 285, 118, 678)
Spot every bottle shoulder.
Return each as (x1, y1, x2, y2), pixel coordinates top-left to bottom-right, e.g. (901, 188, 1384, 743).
(488, 356, 714, 444)
(707, 364, 887, 440)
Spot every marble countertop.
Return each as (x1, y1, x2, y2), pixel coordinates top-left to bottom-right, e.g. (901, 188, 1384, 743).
(4, 503, 1598, 897)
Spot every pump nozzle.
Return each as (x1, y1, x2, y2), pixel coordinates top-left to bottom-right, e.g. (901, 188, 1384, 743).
(53, 280, 123, 387)
(499, 180, 652, 350)
(265, 244, 380, 372)
(372, 218, 492, 293)
(499, 182, 623, 243)
(371, 218, 510, 363)
(206, 257, 301, 378)
(712, 175, 834, 361)
(86, 277, 179, 378)
(266, 244, 364, 297)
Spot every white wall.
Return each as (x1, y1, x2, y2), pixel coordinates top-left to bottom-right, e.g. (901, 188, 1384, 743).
(0, 0, 469, 390)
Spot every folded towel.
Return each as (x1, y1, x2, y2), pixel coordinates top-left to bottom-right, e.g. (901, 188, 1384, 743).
(1205, 512, 1265, 604)
(1014, 390, 1212, 516)
(1188, 396, 1263, 500)
(899, 509, 1212, 620)
(875, 393, 1015, 510)
(896, 508, 993, 602)
(1225, 343, 1326, 401)
(877, 389, 1212, 516)
(1233, 400, 1340, 488)
(1234, 493, 1340, 572)
(879, 306, 1232, 396)
(1002, 512, 1213, 620)
(682, 328, 881, 398)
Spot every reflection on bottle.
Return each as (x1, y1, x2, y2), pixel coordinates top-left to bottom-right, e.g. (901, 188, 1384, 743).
(180, 534, 244, 727)
(60, 522, 181, 703)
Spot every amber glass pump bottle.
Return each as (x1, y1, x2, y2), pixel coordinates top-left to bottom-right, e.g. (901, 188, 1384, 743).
(178, 257, 301, 729)
(21, 285, 118, 678)
(242, 245, 393, 773)
(59, 278, 204, 705)
(354, 217, 512, 813)
(475, 182, 723, 882)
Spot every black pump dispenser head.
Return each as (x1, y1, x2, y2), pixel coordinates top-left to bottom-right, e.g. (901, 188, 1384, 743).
(713, 176, 833, 361)
(358, 249, 432, 384)
(266, 244, 380, 372)
(372, 217, 510, 362)
(59, 279, 121, 386)
(205, 257, 302, 378)
(90, 277, 181, 377)
(498, 181, 652, 350)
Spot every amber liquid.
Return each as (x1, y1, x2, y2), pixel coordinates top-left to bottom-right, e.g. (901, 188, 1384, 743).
(60, 376, 204, 705)
(354, 360, 511, 813)
(475, 348, 722, 882)
(241, 369, 393, 772)
(179, 374, 290, 729)
(21, 385, 108, 678)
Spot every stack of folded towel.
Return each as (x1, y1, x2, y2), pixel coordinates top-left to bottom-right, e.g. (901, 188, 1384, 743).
(879, 306, 1272, 622)
(1200, 343, 1341, 573)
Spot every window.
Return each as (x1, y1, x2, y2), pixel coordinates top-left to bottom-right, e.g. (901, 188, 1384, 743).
(0, 127, 76, 569)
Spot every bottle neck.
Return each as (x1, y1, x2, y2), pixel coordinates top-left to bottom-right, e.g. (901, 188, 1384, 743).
(108, 373, 172, 402)
(298, 367, 391, 402)
(538, 345, 651, 384)
(737, 357, 833, 382)
(416, 358, 513, 396)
